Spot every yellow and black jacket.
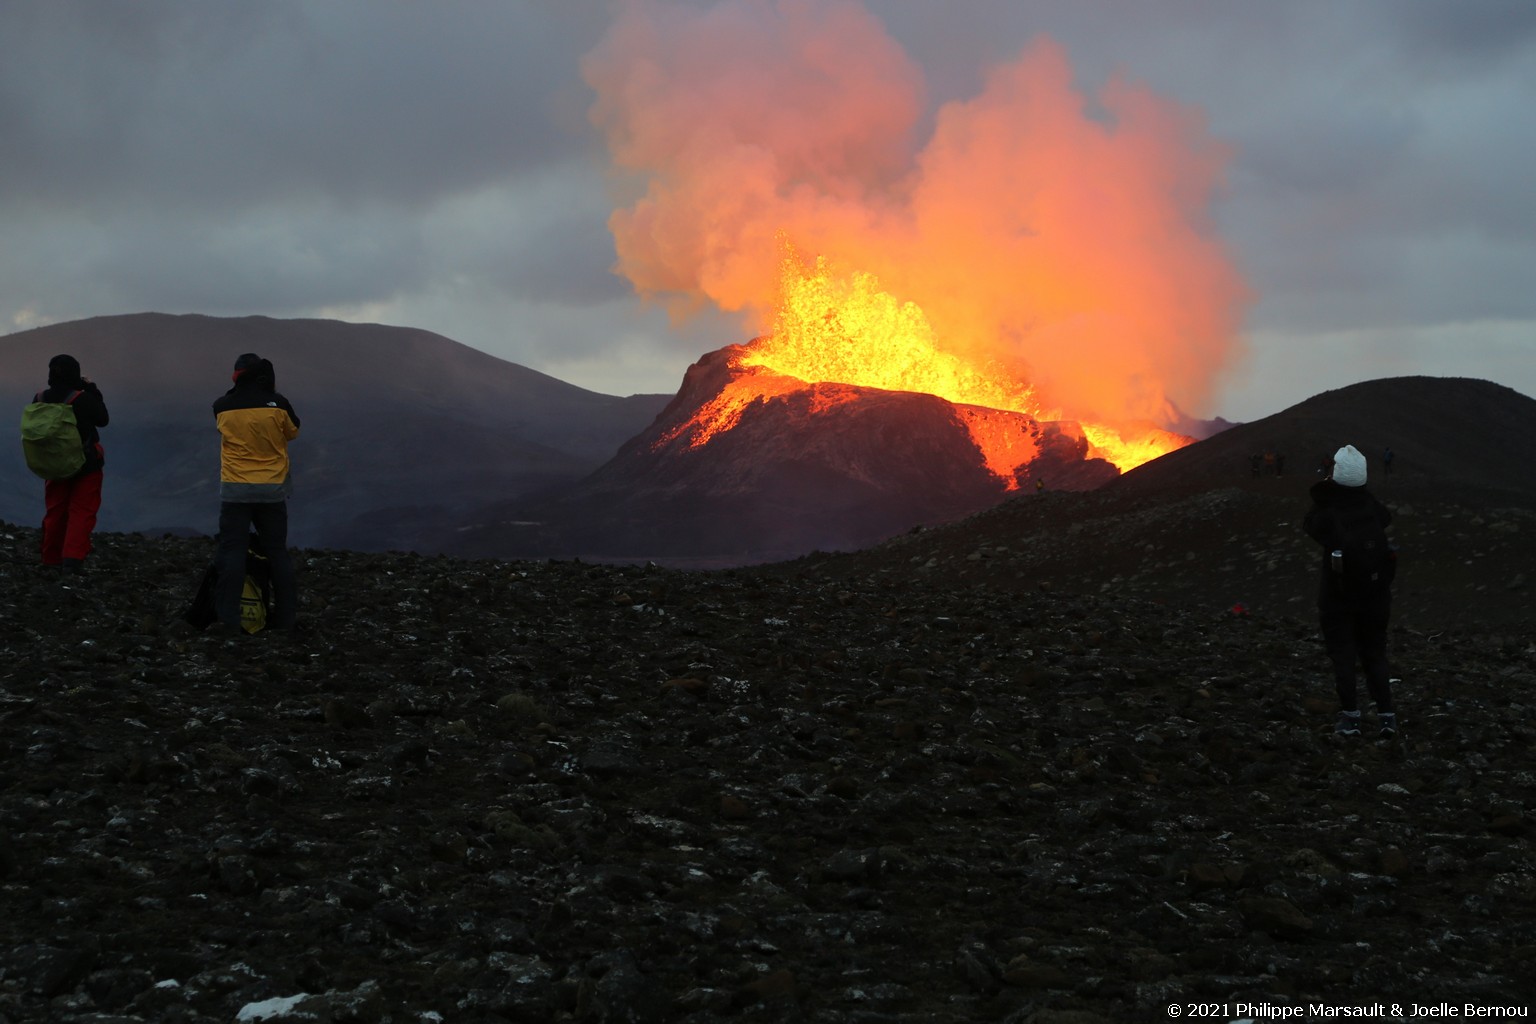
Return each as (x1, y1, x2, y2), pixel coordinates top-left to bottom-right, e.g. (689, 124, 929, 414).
(212, 359, 300, 502)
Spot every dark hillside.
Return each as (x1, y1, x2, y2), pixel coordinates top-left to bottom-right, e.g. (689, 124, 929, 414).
(784, 376, 1536, 634)
(0, 314, 670, 550)
(3, 374, 1534, 1020)
(1114, 376, 1536, 504)
(0, 513, 1532, 1021)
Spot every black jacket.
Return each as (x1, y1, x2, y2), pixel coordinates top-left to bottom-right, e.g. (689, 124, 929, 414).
(35, 381, 109, 476)
(1303, 479, 1393, 605)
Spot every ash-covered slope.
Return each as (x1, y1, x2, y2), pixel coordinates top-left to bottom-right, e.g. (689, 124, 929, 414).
(1, 519, 1533, 1021)
(1112, 376, 1536, 502)
(787, 376, 1536, 633)
(0, 314, 669, 550)
(444, 344, 1117, 562)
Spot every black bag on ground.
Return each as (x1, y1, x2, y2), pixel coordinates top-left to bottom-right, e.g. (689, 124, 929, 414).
(183, 564, 219, 629)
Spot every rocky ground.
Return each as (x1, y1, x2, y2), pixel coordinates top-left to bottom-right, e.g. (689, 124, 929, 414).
(2, 489, 1535, 1022)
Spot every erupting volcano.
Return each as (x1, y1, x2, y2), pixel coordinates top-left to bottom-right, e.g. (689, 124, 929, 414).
(658, 245, 1195, 485)
(553, 0, 1251, 560)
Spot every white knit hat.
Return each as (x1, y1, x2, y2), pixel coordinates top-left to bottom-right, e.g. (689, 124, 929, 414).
(1332, 444, 1367, 487)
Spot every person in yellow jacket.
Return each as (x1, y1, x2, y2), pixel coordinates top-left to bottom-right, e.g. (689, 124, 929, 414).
(212, 353, 300, 631)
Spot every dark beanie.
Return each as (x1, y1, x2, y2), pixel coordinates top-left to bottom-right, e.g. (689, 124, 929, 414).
(48, 354, 82, 387)
(231, 352, 276, 391)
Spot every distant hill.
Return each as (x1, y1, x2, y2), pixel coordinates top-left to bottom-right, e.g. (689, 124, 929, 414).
(13, 316, 1525, 579)
(0, 314, 670, 549)
(1112, 376, 1536, 503)
(785, 375, 1536, 632)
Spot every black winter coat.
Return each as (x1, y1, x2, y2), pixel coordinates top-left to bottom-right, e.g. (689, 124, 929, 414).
(1303, 479, 1393, 607)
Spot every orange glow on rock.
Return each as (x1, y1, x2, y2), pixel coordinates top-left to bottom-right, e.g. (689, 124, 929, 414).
(952, 406, 1044, 482)
(653, 359, 805, 450)
(1080, 422, 1189, 473)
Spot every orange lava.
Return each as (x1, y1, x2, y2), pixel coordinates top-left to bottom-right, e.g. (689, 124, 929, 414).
(723, 248, 1189, 478)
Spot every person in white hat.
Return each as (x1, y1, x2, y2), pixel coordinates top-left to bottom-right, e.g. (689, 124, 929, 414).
(1303, 444, 1398, 738)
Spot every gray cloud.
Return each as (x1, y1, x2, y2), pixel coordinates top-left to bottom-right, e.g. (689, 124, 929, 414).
(1, 1, 1533, 417)
(0, 2, 601, 211)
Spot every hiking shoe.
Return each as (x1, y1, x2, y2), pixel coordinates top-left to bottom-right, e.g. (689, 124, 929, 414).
(1335, 711, 1363, 737)
(1378, 712, 1398, 738)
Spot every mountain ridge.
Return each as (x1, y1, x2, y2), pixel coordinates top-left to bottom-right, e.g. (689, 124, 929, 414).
(0, 313, 671, 549)
(8, 316, 1534, 579)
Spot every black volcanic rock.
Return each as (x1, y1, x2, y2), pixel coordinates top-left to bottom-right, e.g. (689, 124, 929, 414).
(445, 343, 1116, 562)
(1, 488, 1534, 1020)
(3, 375, 1535, 1018)
(0, 313, 670, 550)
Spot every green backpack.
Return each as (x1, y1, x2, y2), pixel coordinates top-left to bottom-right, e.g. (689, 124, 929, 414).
(20, 390, 86, 480)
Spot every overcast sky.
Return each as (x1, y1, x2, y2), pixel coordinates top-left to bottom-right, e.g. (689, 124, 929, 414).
(2, 0, 1532, 422)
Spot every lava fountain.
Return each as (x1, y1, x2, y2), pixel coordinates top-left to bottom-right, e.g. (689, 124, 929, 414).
(584, 0, 1250, 485)
(660, 245, 1192, 482)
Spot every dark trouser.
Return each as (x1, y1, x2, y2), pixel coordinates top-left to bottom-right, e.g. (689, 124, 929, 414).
(42, 470, 103, 565)
(216, 501, 297, 629)
(1319, 590, 1393, 713)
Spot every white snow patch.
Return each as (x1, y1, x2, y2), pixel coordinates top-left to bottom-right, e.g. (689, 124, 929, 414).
(236, 993, 312, 1021)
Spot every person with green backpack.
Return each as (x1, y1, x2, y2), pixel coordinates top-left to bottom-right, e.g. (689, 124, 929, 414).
(20, 354, 110, 573)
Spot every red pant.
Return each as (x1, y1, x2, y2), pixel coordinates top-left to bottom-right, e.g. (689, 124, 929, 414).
(41, 470, 103, 564)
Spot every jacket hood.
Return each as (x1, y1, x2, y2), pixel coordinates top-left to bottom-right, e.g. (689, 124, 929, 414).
(230, 356, 277, 393)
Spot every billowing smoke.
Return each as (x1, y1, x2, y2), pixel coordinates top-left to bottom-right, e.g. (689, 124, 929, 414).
(582, 0, 1250, 425)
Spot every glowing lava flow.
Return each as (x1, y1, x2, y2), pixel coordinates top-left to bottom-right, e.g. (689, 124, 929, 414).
(656, 248, 1189, 479)
(743, 253, 1039, 417)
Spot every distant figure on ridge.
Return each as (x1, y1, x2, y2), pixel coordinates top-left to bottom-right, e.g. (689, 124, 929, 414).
(213, 353, 301, 632)
(22, 354, 109, 573)
(1303, 444, 1398, 738)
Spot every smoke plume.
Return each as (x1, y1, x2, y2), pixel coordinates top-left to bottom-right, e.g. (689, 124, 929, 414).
(582, 0, 1250, 425)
